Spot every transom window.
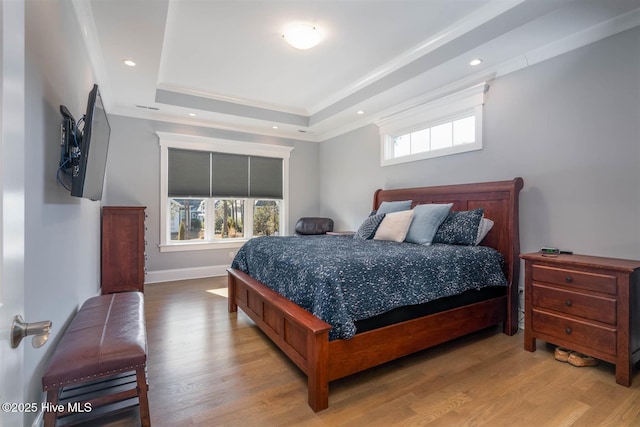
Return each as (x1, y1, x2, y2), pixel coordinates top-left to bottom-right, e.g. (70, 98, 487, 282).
(378, 83, 486, 166)
(392, 114, 476, 158)
(158, 133, 293, 252)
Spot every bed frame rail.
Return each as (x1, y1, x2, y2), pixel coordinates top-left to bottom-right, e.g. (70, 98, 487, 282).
(327, 296, 507, 381)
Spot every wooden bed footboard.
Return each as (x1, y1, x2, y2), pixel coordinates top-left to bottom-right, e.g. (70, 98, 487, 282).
(228, 268, 332, 411)
(228, 177, 523, 411)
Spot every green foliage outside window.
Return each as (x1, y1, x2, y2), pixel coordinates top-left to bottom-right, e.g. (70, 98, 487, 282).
(254, 201, 279, 236)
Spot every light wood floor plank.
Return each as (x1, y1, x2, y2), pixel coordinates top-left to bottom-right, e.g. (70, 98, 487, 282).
(70, 277, 640, 426)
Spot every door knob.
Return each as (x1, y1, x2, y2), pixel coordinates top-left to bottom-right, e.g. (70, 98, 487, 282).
(10, 315, 52, 349)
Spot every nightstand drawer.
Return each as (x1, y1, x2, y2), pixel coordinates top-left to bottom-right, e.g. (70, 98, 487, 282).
(532, 264, 617, 295)
(531, 310, 616, 356)
(531, 283, 616, 324)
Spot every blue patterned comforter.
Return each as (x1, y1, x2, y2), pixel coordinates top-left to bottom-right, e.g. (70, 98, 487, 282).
(231, 235, 507, 340)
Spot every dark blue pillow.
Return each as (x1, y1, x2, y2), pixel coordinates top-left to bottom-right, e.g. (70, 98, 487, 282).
(433, 208, 484, 245)
(354, 213, 386, 240)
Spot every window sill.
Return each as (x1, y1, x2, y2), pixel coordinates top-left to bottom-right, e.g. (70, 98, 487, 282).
(159, 240, 248, 252)
(381, 141, 482, 166)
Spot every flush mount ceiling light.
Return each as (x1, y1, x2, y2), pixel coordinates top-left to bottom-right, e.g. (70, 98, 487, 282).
(123, 59, 136, 67)
(469, 58, 483, 66)
(282, 22, 323, 50)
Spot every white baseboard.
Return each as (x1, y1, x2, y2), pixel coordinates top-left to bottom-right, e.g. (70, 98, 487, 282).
(145, 264, 229, 284)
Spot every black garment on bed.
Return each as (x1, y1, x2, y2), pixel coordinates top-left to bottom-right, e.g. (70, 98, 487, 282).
(231, 235, 507, 340)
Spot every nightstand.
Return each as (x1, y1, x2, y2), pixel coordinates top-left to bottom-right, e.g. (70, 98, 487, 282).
(521, 252, 640, 386)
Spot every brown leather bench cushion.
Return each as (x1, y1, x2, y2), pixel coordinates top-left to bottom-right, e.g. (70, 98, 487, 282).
(42, 292, 147, 390)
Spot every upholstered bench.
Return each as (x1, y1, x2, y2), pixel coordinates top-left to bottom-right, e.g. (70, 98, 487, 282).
(42, 292, 150, 427)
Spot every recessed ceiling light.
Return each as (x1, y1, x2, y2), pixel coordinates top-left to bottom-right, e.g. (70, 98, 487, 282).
(188, 112, 197, 117)
(272, 125, 279, 129)
(469, 58, 483, 66)
(357, 110, 364, 115)
(282, 22, 323, 50)
(123, 59, 136, 67)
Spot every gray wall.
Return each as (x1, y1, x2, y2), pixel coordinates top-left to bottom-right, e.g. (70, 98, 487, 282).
(102, 116, 319, 274)
(319, 28, 640, 262)
(24, 0, 102, 422)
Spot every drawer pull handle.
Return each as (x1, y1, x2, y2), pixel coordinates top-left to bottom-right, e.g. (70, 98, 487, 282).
(565, 300, 572, 307)
(565, 327, 572, 335)
(565, 276, 573, 283)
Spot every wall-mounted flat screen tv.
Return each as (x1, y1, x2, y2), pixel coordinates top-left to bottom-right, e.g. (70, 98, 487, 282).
(58, 84, 111, 201)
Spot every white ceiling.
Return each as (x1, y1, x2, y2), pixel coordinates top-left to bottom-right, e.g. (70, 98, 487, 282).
(79, 0, 640, 142)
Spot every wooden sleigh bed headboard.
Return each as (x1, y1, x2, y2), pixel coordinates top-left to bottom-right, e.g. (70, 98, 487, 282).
(374, 177, 524, 296)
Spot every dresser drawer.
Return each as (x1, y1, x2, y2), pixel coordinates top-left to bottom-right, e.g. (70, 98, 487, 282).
(531, 283, 616, 324)
(532, 264, 617, 295)
(531, 310, 616, 356)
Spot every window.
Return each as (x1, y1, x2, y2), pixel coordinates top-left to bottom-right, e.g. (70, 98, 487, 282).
(158, 133, 293, 252)
(377, 83, 486, 166)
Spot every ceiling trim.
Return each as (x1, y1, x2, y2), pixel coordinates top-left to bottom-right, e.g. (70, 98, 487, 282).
(156, 82, 310, 116)
(155, 87, 309, 127)
(71, 0, 113, 109)
(108, 106, 318, 143)
(313, 11, 640, 142)
(306, 0, 525, 115)
(308, 0, 569, 128)
(521, 7, 640, 69)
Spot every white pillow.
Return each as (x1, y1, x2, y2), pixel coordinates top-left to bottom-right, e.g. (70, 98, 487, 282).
(374, 210, 414, 242)
(475, 217, 494, 245)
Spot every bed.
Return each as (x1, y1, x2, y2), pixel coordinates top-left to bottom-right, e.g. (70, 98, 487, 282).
(227, 177, 524, 411)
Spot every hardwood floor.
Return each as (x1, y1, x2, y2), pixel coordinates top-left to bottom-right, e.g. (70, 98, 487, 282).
(74, 276, 640, 426)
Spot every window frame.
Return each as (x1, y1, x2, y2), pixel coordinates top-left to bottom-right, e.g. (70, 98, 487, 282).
(157, 132, 293, 252)
(377, 83, 486, 166)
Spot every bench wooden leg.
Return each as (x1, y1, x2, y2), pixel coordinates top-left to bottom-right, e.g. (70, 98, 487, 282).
(43, 389, 59, 427)
(136, 367, 151, 427)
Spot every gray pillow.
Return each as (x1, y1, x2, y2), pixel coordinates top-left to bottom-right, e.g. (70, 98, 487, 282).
(405, 203, 453, 245)
(354, 213, 386, 240)
(377, 200, 412, 215)
(433, 208, 484, 245)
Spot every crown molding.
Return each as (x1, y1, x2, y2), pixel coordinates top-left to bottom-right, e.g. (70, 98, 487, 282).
(521, 7, 640, 70)
(71, 0, 113, 110)
(306, 0, 525, 115)
(312, 9, 640, 142)
(156, 82, 310, 116)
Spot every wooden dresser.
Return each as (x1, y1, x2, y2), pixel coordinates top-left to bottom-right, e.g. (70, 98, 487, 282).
(101, 206, 146, 294)
(521, 252, 640, 386)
